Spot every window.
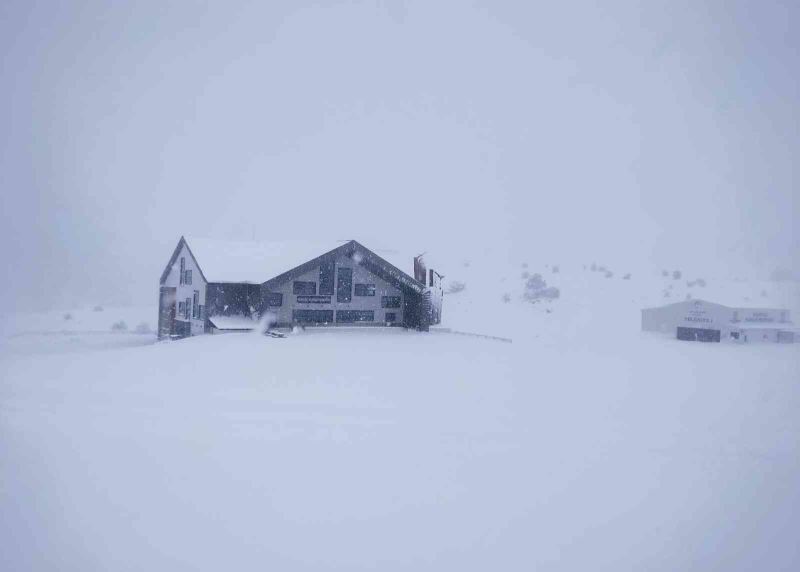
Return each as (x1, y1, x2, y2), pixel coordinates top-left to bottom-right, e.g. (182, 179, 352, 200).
(180, 257, 185, 285)
(385, 312, 397, 323)
(293, 281, 317, 295)
(185, 269, 192, 285)
(354, 283, 376, 296)
(381, 296, 401, 308)
(429, 269, 434, 287)
(265, 292, 283, 307)
(292, 309, 334, 324)
(198, 305, 205, 321)
(336, 310, 374, 323)
(185, 298, 191, 319)
(178, 301, 185, 316)
(192, 291, 199, 319)
(319, 261, 335, 295)
(337, 268, 352, 303)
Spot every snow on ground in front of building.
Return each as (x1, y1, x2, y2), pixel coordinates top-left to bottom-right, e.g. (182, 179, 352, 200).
(2, 261, 799, 571)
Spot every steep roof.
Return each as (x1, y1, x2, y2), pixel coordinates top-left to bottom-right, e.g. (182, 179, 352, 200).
(184, 237, 346, 283)
(161, 237, 426, 292)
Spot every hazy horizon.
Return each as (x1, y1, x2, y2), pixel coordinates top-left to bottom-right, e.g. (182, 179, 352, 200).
(2, 0, 797, 311)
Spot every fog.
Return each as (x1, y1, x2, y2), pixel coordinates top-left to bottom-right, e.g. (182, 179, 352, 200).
(1, 0, 797, 311)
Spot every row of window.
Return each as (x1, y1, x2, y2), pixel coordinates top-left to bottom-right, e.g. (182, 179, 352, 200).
(179, 257, 193, 285)
(177, 291, 203, 321)
(291, 310, 398, 324)
(281, 286, 400, 309)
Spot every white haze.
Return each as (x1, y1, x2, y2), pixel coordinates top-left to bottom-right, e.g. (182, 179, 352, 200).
(1, 1, 797, 310)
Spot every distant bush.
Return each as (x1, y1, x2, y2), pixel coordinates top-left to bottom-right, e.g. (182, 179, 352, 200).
(134, 322, 151, 334)
(552, 265, 560, 274)
(447, 281, 466, 294)
(590, 263, 597, 272)
(111, 321, 128, 332)
(662, 270, 669, 277)
(523, 274, 559, 302)
(605, 271, 613, 278)
(462, 261, 471, 268)
(521, 271, 530, 279)
(672, 270, 682, 280)
(696, 278, 706, 287)
(93, 305, 104, 312)
(502, 293, 511, 303)
(521, 262, 528, 269)
(63, 313, 73, 321)
(622, 273, 631, 280)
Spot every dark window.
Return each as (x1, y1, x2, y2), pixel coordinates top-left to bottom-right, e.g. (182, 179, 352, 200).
(354, 283, 376, 296)
(185, 269, 192, 285)
(180, 257, 185, 285)
(319, 261, 335, 295)
(192, 291, 199, 319)
(676, 327, 720, 343)
(337, 268, 352, 303)
(265, 292, 283, 307)
(198, 305, 204, 321)
(429, 269, 434, 287)
(292, 309, 334, 324)
(185, 298, 191, 319)
(385, 312, 397, 323)
(293, 281, 317, 295)
(337, 310, 375, 323)
(178, 301, 185, 315)
(381, 295, 401, 308)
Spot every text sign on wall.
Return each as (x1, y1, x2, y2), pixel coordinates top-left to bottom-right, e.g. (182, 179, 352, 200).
(684, 301, 712, 324)
(297, 295, 332, 304)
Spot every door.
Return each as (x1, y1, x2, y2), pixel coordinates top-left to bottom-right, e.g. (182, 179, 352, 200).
(158, 287, 176, 339)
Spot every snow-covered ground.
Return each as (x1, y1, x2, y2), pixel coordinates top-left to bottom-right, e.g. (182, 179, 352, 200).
(2, 261, 799, 571)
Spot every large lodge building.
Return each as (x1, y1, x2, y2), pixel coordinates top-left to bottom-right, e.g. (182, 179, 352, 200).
(158, 237, 443, 339)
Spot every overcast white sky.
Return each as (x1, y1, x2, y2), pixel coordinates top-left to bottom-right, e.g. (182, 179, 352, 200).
(1, 0, 797, 310)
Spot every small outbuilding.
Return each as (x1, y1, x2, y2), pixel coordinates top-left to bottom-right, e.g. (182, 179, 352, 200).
(642, 299, 797, 343)
(158, 237, 443, 339)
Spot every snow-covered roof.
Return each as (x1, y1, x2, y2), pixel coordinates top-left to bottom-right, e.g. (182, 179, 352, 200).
(185, 237, 348, 283)
(208, 314, 259, 331)
(183, 237, 424, 284)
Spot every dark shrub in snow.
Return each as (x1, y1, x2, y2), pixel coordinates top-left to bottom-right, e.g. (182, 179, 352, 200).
(623, 273, 631, 280)
(662, 270, 669, 277)
(590, 263, 597, 272)
(605, 271, 613, 278)
(523, 274, 559, 302)
(93, 305, 104, 312)
(521, 271, 530, 279)
(552, 265, 559, 273)
(672, 270, 682, 280)
(111, 321, 128, 332)
(63, 313, 73, 321)
(447, 281, 466, 294)
(502, 293, 511, 303)
(696, 278, 706, 287)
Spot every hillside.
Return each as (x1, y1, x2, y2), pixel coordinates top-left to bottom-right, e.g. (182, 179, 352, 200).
(1, 258, 799, 571)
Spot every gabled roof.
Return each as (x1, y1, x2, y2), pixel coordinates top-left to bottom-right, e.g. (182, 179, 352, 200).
(160, 236, 426, 293)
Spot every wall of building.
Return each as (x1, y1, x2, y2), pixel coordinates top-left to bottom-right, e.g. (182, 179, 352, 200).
(642, 300, 733, 334)
(642, 300, 794, 342)
(162, 242, 207, 336)
(264, 253, 405, 326)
